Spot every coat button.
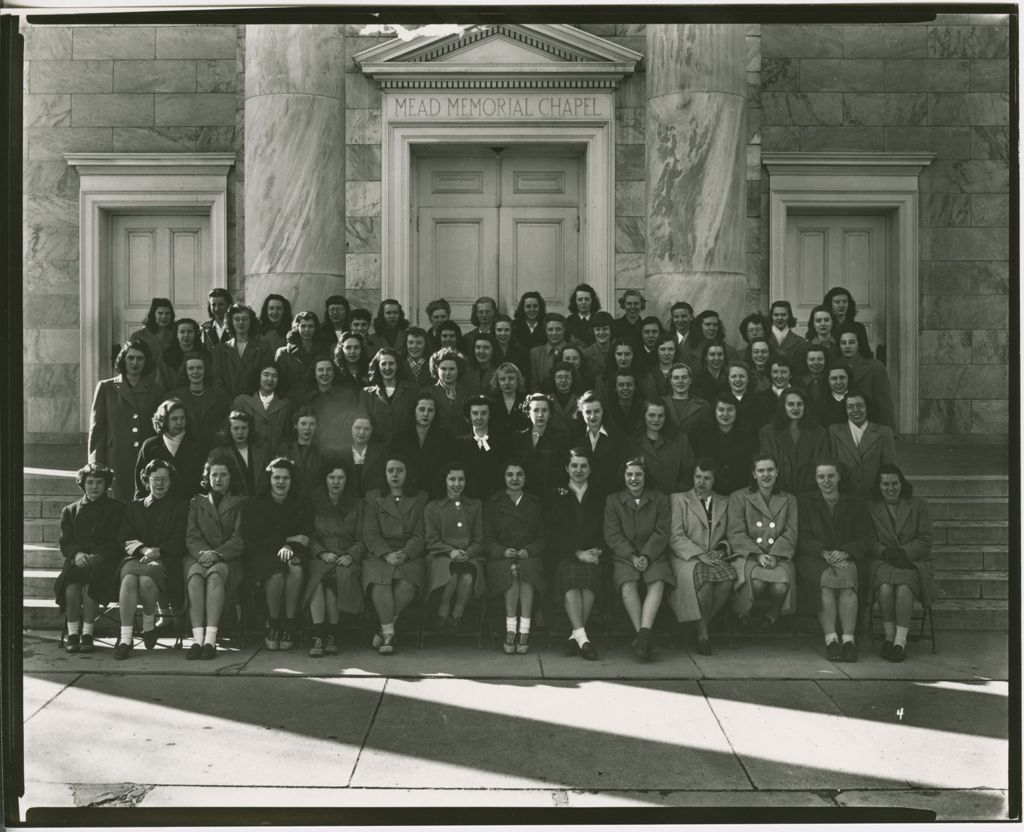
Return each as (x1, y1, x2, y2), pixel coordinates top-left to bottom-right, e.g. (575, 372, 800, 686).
(768, 538, 775, 545)
(456, 521, 463, 528)
(769, 522, 776, 529)
(133, 441, 139, 448)
(756, 537, 762, 544)
(132, 413, 138, 420)
(756, 520, 763, 527)
(132, 427, 138, 433)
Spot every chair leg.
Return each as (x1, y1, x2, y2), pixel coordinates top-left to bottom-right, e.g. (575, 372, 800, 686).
(927, 605, 937, 654)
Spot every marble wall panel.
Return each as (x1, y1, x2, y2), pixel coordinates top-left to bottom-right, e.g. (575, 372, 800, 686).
(111, 126, 197, 152)
(746, 106, 762, 143)
(924, 193, 971, 227)
(745, 35, 761, 72)
(112, 59, 196, 93)
(345, 109, 381, 145)
(799, 59, 883, 92)
(927, 227, 1008, 261)
(969, 14, 1010, 24)
(245, 25, 344, 98)
(607, 36, 646, 56)
(957, 365, 1008, 398)
(24, 218, 78, 261)
(927, 25, 1009, 59)
(746, 180, 761, 217)
(155, 26, 237, 60)
(842, 93, 927, 125)
(71, 93, 154, 127)
(29, 60, 112, 94)
(928, 92, 1010, 125)
(244, 274, 346, 323)
(746, 145, 761, 180)
(155, 93, 235, 125)
(883, 59, 969, 92)
(971, 400, 1008, 434)
(762, 92, 843, 125)
(799, 126, 884, 152)
(760, 125, 801, 149)
(345, 144, 381, 181)
(245, 94, 345, 276)
(614, 253, 645, 288)
(615, 108, 645, 144)
(24, 259, 79, 295)
(346, 181, 381, 218)
(614, 217, 646, 253)
(971, 195, 1009, 227)
(615, 73, 646, 108)
(744, 71, 761, 107)
(919, 330, 972, 364)
(615, 181, 644, 217)
(615, 144, 644, 180)
(73, 27, 155, 60)
(345, 253, 381, 289)
(24, 192, 77, 229)
(921, 295, 1008, 329)
(842, 25, 928, 59)
(761, 58, 799, 90)
(745, 218, 761, 252)
(23, 26, 73, 60)
(972, 262, 1009, 294)
(922, 160, 1008, 193)
(345, 218, 379, 254)
(25, 397, 80, 434)
(918, 366, 967, 399)
(22, 159, 78, 197)
(918, 399, 971, 434)
(341, 289, 381, 315)
(24, 94, 71, 127)
(883, 126, 971, 159)
(195, 125, 235, 152)
(196, 60, 237, 93)
(23, 294, 79, 328)
(970, 126, 1008, 161)
(25, 363, 79, 397)
(24, 328, 82, 363)
(921, 261, 972, 294)
(970, 60, 1009, 92)
(345, 72, 381, 109)
(761, 24, 843, 58)
(971, 330, 1008, 364)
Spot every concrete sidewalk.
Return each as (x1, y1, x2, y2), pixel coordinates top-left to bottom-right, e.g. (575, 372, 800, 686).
(18, 630, 1012, 821)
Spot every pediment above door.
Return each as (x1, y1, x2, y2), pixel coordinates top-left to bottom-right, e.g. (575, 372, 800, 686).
(355, 24, 642, 89)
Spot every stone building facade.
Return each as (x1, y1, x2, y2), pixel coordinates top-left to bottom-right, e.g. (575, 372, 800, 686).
(22, 17, 1011, 444)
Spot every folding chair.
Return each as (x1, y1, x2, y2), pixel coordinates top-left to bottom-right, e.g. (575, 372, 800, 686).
(865, 585, 937, 653)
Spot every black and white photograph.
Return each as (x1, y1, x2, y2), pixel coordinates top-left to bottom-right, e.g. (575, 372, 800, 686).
(7, 1, 1016, 824)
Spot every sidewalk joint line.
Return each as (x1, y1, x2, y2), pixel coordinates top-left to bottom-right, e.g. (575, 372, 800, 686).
(23, 671, 85, 724)
(697, 679, 758, 791)
(347, 678, 388, 788)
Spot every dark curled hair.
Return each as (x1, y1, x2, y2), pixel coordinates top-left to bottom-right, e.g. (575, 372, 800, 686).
(259, 294, 293, 336)
(143, 297, 175, 332)
(115, 339, 153, 375)
(568, 283, 602, 315)
(152, 397, 187, 434)
(869, 462, 914, 502)
(75, 462, 114, 491)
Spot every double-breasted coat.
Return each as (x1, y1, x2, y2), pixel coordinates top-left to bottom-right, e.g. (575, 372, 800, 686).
(827, 421, 897, 499)
(603, 489, 674, 589)
(795, 493, 874, 613)
(866, 498, 939, 606)
(120, 494, 189, 607)
(231, 392, 293, 454)
(211, 338, 274, 400)
(668, 490, 741, 622)
(483, 490, 547, 595)
(301, 489, 366, 615)
(55, 494, 129, 610)
(88, 374, 164, 501)
(727, 488, 798, 615)
(185, 491, 246, 603)
(361, 489, 428, 593)
(425, 497, 487, 597)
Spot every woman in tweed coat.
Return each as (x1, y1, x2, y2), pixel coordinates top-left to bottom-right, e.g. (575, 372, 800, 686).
(603, 457, 673, 661)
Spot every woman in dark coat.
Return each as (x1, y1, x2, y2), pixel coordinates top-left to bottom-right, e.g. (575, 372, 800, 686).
(693, 341, 730, 404)
(184, 454, 246, 659)
(796, 458, 874, 663)
(273, 405, 326, 498)
(301, 457, 365, 657)
(512, 393, 568, 496)
(546, 446, 607, 660)
(231, 360, 293, 453)
(452, 395, 509, 500)
(420, 347, 473, 437)
(485, 460, 547, 654)
(258, 293, 292, 355)
(210, 409, 269, 497)
(391, 394, 456, 500)
(129, 297, 176, 368)
(363, 348, 418, 446)
(170, 350, 231, 455)
(572, 390, 631, 499)
(343, 412, 388, 498)
(55, 463, 129, 653)
(241, 457, 314, 652)
(511, 291, 547, 351)
(603, 457, 673, 661)
(824, 286, 873, 358)
(134, 397, 206, 500)
(155, 318, 207, 391)
(758, 388, 829, 496)
(690, 393, 758, 496)
(362, 454, 429, 655)
(305, 355, 358, 455)
(115, 458, 188, 659)
(660, 362, 712, 438)
(487, 362, 529, 441)
(89, 340, 164, 501)
(836, 323, 895, 429)
(274, 311, 321, 403)
(211, 304, 274, 401)
(629, 399, 695, 494)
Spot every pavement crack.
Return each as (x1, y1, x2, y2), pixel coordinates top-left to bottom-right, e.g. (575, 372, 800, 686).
(347, 678, 388, 788)
(697, 680, 758, 791)
(23, 672, 84, 724)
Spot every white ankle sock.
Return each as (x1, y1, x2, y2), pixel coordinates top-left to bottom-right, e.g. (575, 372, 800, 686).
(841, 634, 855, 644)
(192, 627, 204, 644)
(204, 626, 218, 646)
(381, 622, 395, 636)
(894, 625, 909, 647)
(82, 621, 95, 636)
(66, 620, 81, 636)
(120, 626, 134, 643)
(824, 632, 838, 645)
(519, 617, 531, 635)
(572, 627, 588, 646)
(883, 620, 896, 640)
(505, 616, 517, 633)
(142, 613, 156, 632)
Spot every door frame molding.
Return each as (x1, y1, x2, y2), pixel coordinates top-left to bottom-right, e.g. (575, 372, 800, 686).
(763, 152, 934, 436)
(64, 152, 234, 432)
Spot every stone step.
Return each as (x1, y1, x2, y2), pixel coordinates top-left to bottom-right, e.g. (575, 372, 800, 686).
(24, 519, 62, 544)
(932, 545, 1008, 572)
(929, 599, 1008, 631)
(24, 545, 63, 569)
(928, 497, 1008, 521)
(23, 472, 80, 497)
(24, 569, 61, 598)
(935, 570, 1009, 600)
(932, 520, 1008, 545)
(908, 475, 1008, 498)
(23, 497, 75, 520)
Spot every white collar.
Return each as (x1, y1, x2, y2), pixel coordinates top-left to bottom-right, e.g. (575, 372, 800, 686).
(568, 480, 588, 500)
(258, 391, 275, 408)
(772, 325, 790, 340)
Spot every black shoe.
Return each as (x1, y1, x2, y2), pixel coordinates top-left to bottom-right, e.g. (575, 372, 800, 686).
(889, 643, 906, 663)
(563, 638, 580, 657)
(142, 629, 158, 650)
(113, 641, 132, 660)
(580, 641, 599, 661)
(696, 637, 712, 656)
(80, 634, 94, 654)
(826, 640, 842, 662)
(631, 635, 650, 662)
(516, 632, 530, 655)
(880, 640, 893, 660)
(64, 634, 80, 654)
(186, 643, 203, 660)
(841, 640, 858, 663)
(200, 643, 217, 660)
(309, 637, 325, 658)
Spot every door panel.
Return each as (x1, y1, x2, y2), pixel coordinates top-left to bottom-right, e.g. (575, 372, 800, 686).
(111, 213, 211, 347)
(416, 154, 498, 208)
(499, 207, 578, 318)
(785, 213, 886, 351)
(417, 206, 498, 325)
(499, 154, 580, 207)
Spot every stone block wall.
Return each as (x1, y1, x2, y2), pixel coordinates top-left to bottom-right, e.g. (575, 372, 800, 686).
(22, 22, 244, 441)
(759, 14, 1010, 441)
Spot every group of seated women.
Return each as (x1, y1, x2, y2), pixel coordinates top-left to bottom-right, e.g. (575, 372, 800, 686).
(66, 282, 922, 662)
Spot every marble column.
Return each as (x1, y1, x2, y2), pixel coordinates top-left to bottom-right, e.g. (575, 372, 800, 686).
(244, 25, 345, 314)
(646, 25, 747, 348)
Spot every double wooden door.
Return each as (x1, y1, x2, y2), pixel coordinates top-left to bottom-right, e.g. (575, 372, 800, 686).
(415, 149, 583, 328)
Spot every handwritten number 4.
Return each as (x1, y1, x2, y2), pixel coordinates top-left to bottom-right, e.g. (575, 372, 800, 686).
(896, 707, 905, 721)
